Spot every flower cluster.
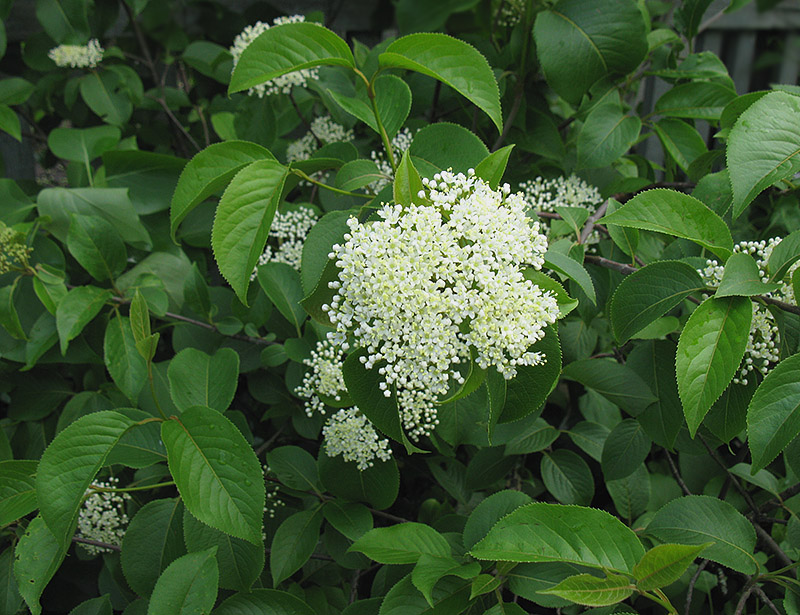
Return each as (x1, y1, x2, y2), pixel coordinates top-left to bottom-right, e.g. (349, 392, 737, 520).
(368, 128, 416, 193)
(76, 478, 130, 554)
(519, 175, 603, 243)
(286, 116, 355, 163)
(230, 15, 318, 97)
(295, 340, 392, 469)
(251, 206, 318, 279)
(325, 170, 559, 439)
(0, 223, 32, 275)
(699, 238, 794, 385)
(496, 0, 526, 27)
(48, 39, 104, 69)
(262, 464, 286, 521)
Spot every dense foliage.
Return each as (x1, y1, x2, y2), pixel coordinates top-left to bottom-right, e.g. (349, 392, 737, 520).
(2, 0, 800, 614)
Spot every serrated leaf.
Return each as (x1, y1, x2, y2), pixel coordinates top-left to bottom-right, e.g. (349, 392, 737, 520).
(335, 159, 383, 192)
(104, 315, 148, 403)
(474, 145, 514, 190)
(716, 252, 781, 297)
(653, 118, 708, 173)
(747, 353, 800, 471)
(36, 410, 135, 547)
(121, 499, 186, 597)
(212, 589, 316, 615)
(266, 446, 321, 492)
(212, 160, 288, 304)
(350, 522, 450, 564)
(728, 91, 800, 217)
(601, 419, 651, 480)
(504, 418, 559, 455)
(462, 490, 532, 551)
(379, 573, 471, 615)
(318, 449, 399, 510)
(270, 507, 323, 586)
(633, 543, 711, 591)
(323, 501, 372, 541)
(470, 503, 645, 572)
(412, 554, 480, 606)
(541, 450, 594, 505)
(606, 463, 650, 521)
(258, 262, 307, 335)
(148, 547, 218, 615)
(654, 82, 735, 120)
(0, 460, 37, 526)
(129, 289, 151, 346)
(393, 149, 423, 206)
(541, 572, 634, 606)
(14, 516, 67, 615)
(0, 547, 23, 615)
(170, 141, 273, 239)
(646, 495, 757, 574)
(167, 347, 239, 413)
(162, 407, 265, 546)
(609, 261, 706, 343)
(544, 251, 596, 305)
(379, 33, 502, 133)
(675, 0, 714, 39)
(577, 105, 641, 169)
(676, 296, 752, 436)
(48, 125, 120, 163)
(55, 286, 111, 355)
(599, 189, 733, 259)
(768, 229, 800, 281)
(562, 359, 657, 416)
(229, 22, 354, 94)
(533, 0, 648, 105)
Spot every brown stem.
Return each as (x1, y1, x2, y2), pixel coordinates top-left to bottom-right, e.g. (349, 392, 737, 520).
(73, 536, 121, 552)
(761, 295, 800, 317)
(579, 200, 608, 244)
(584, 254, 638, 275)
(734, 580, 757, 615)
(665, 450, 693, 496)
(753, 585, 783, 615)
(684, 559, 708, 615)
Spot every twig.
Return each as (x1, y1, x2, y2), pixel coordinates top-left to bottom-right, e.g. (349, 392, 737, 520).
(685, 559, 708, 615)
(255, 425, 286, 457)
(665, 450, 693, 496)
(752, 521, 795, 571)
(579, 200, 609, 244)
(350, 569, 361, 603)
(289, 91, 320, 145)
(761, 295, 800, 317)
(761, 482, 800, 512)
(492, 83, 523, 151)
(734, 580, 757, 615)
(265, 547, 333, 562)
(584, 254, 638, 275)
(698, 434, 760, 516)
(73, 536, 120, 552)
(753, 585, 783, 615)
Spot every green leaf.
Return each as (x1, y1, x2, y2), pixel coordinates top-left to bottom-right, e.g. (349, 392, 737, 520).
(654, 82, 736, 120)
(36, 410, 135, 547)
(727, 91, 800, 217)
(409, 122, 489, 173)
(393, 149, 423, 207)
(0, 104, 20, 141)
(633, 543, 710, 591)
(462, 490, 532, 551)
(601, 419, 651, 480)
(266, 446, 321, 492)
(598, 189, 733, 259)
(372, 74, 413, 139)
(37, 187, 151, 249)
(183, 510, 264, 592)
(505, 418, 559, 455)
(676, 296, 752, 436)
(379, 574, 471, 615)
(412, 554, 480, 606)
(0, 460, 37, 525)
(68, 595, 112, 615)
(604, 198, 639, 258)
(350, 523, 450, 564)
(747, 352, 800, 471)
(470, 503, 645, 572)
(379, 33, 501, 133)
(533, 0, 648, 104)
(104, 315, 148, 402)
(335, 159, 383, 192)
(768, 229, 800, 281)
(48, 125, 120, 163)
(506, 562, 583, 609)
(606, 463, 650, 521)
(705, 379, 755, 444)
(544, 251, 596, 305)
(474, 145, 514, 190)
(0, 277, 28, 340)
(541, 450, 594, 505)
(230, 22, 354, 94)
(653, 118, 708, 173)
(609, 261, 706, 343)
(35, 0, 89, 42)
(562, 359, 657, 416)
(257, 262, 307, 335)
(646, 495, 757, 574)
(566, 422, 610, 462)
(0, 547, 23, 615)
(323, 501, 373, 541)
(300, 210, 351, 294)
(716, 252, 781, 297)
(162, 407, 265, 545)
(212, 589, 315, 615)
(170, 141, 273, 240)
(270, 507, 323, 586)
(675, 0, 714, 39)
(167, 348, 239, 413)
(0, 77, 34, 106)
(79, 72, 132, 126)
(395, 0, 480, 33)
(104, 150, 187, 215)
(55, 286, 110, 355)
(577, 105, 641, 169)
(121, 498, 186, 597)
(14, 516, 67, 615)
(148, 547, 218, 615)
(129, 289, 151, 347)
(541, 572, 634, 607)
(213, 160, 289, 304)
(318, 449, 399, 510)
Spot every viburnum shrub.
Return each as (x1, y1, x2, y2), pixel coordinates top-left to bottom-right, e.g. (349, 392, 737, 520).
(3, 1, 800, 614)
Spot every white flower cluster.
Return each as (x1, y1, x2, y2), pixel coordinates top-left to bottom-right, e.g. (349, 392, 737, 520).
(325, 170, 559, 439)
(699, 238, 796, 385)
(286, 116, 355, 163)
(294, 340, 392, 469)
(262, 464, 286, 521)
(76, 478, 130, 554)
(496, 0, 526, 27)
(251, 206, 318, 280)
(48, 39, 104, 69)
(230, 15, 318, 97)
(368, 128, 416, 193)
(519, 175, 603, 243)
(322, 407, 393, 470)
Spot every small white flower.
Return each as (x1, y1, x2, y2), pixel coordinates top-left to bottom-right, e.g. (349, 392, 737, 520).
(323, 407, 392, 470)
(251, 206, 318, 279)
(286, 116, 354, 163)
(496, 0, 526, 27)
(327, 170, 559, 440)
(519, 175, 603, 243)
(294, 339, 348, 416)
(368, 128, 416, 193)
(76, 478, 130, 554)
(230, 15, 318, 97)
(48, 39, 104, 68)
